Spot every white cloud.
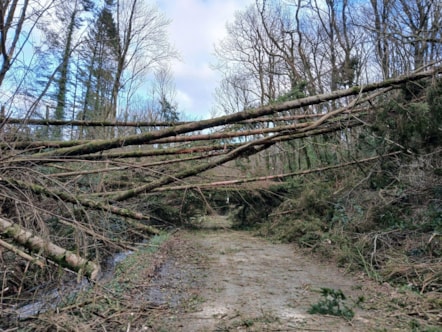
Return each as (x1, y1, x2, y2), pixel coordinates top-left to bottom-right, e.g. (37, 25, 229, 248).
(157, 0, 253, 119)
(175, 89, 193, 111)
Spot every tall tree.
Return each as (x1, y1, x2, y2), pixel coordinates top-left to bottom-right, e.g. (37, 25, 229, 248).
(365, 0, 442, 79)
(51, 0, 94, 139)
(394, 0, 442, 70)
(0, 0, 30, 87)
(368, 0, 394, 79)
(78, 0, 119, 139)
(0, 1, 56, 89)
(109, 0, 175, 127)
(154, 66, 179, 123)
(214, 4, 284, 111)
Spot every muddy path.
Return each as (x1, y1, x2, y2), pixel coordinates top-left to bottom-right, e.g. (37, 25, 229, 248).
(144, 217, 412, 331)
(9, 215, 430, 330)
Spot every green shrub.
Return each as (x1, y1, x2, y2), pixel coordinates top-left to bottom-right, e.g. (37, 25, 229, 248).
(372, 205, 411, 230)
(308, 288, 355, 320)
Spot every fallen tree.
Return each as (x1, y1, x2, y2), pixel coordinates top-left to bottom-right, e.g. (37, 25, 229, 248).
(1, 108, 367, 150)
(28, 66, 442, 158)
(151, 152, 403, 191)
(0, 177, 161, 235)
(1, 67, 440, 293)
(0, 217, 101, 280)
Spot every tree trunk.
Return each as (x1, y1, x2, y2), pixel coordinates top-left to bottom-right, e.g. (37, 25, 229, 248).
(2, 177, 161, 235)
(33, 66, 442, 158)
(0, 217, 101, 280)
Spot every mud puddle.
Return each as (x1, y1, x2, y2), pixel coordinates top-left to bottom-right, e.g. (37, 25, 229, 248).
(14, 250, 135, 319)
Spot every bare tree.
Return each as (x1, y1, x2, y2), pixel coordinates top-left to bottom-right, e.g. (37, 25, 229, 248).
(365, 0, 442, 79)
(394, 0, 442, 70)
(0, 1, 55, 88)
(109, 0, 176, 125)
(0, 0, 29, 87)
(214, 4, 285, 109)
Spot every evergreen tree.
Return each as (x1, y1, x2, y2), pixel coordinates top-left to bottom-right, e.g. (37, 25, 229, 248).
(52, 0, 94, 139)
(79, 0, 119, 138)
(159, 96, 179, 123)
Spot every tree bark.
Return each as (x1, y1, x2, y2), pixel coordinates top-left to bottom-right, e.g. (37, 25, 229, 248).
(32, 66, 442, 158)
(0, 237, 45, 268)
(1, 177, 161, 235)
(0, 217, 101, 280)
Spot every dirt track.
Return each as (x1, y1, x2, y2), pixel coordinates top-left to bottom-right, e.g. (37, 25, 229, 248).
(144, 216, 408, 331)
(9, 215, 425, 330)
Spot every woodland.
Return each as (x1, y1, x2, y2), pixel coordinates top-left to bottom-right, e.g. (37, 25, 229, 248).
(0, 0, 441, 330)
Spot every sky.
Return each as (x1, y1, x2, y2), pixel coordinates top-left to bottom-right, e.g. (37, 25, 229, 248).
(2, 0, 252, 120)
(157, 0, 253, 120)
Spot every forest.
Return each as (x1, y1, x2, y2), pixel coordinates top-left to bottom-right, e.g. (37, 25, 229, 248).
(0, 0, 441, 330)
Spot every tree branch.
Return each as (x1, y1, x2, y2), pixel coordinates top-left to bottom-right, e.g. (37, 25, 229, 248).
(31, 66, 442, 158)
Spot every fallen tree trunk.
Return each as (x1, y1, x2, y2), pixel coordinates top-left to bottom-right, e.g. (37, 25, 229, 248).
(0, 117, 186, 127)
(0, 237, 46, 268)
(8, 121, 309, 150)
(47, 154, 214, 179)
(108, 117, 365, 201)
(151, 152, 403, 191)
(1, 177, 161, 235)
(2, 109, 366, 151)
(111, 134, 277, 201)
(5, 91, 374, 152)
(17, 118, 363, 165)
(32, 66, 442, 158)
(0, 217, 101, 280)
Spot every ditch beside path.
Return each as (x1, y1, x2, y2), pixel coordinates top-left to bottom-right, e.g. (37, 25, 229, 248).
(144, 216, 412, 331)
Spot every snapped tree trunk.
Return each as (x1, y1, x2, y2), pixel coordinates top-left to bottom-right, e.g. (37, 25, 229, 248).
(0, 217, 101, 280)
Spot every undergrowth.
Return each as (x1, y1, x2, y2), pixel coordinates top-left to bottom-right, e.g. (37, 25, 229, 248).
(7, 233, 171, 331)
(308, 288, 358, 320)
(257, 151, 441, 328)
